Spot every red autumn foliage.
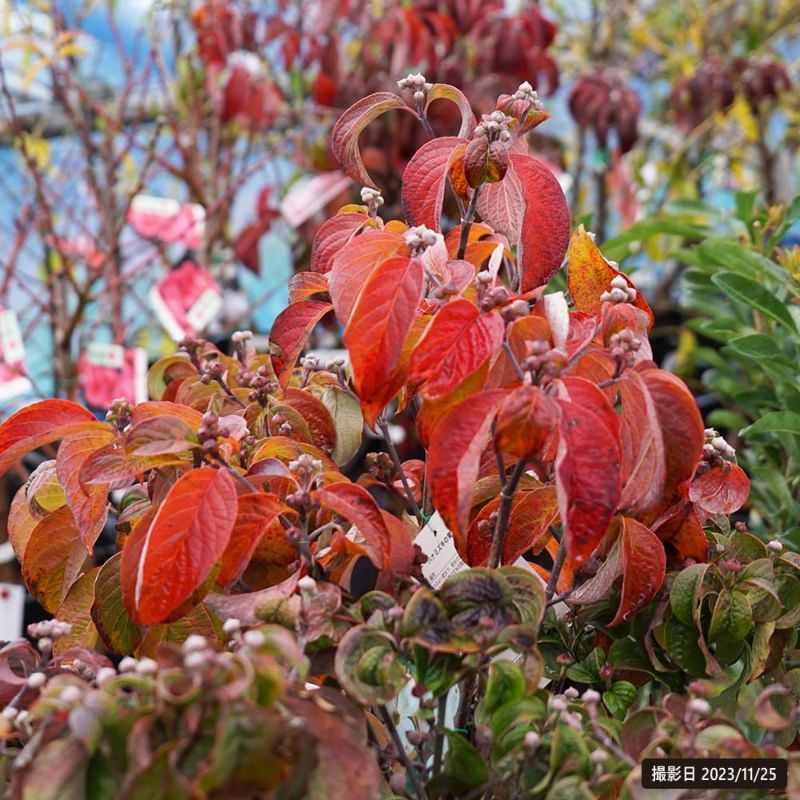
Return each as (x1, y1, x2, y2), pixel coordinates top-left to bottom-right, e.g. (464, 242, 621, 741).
(0, 81, 749, 645)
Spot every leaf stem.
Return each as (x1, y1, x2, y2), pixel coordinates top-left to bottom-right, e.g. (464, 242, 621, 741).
(488, 459, 527, 568)
(545, 536, 567, 601)
(377, 706, 428, 800)
(378, 419, 424, 524)
(456, 185, 483, 261)
(432, 692, 448, 776)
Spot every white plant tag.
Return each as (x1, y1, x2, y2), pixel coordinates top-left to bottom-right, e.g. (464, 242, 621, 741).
(86, 342, 125, 369)
(186, 288, 222, 331)
(414, 512, 468, 589)
(0, 583, 25, 641)
(0, 310, 25, 365)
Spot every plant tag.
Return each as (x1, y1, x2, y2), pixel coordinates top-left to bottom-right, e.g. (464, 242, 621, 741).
(86, 342, 125, 369)
(150, 261, 222, 341)
(414, 512, 468, 589)
(128, 195, 205, 249)
(186, 288, 223, 331)
(79, 347, 148, 408)
(280, 170, 353, 228)
(0, 309, 25, 365)
(0, 583, 25, 641)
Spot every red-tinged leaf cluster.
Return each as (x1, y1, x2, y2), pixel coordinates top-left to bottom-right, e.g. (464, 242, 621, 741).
(568, 68, 642, 154)
(0, 82, 753, 663)
(670, 55, 790, 132)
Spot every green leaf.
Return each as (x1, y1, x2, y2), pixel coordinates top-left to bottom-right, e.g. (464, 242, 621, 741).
(727, 334, 793, 364)
(670, 563, 709, 626)
(709, 590, 752, 643)
(484, 660, 526, 713)
(698, 239, 785, 281)
(428, 731, 489, 798)
(662, 616, 706, 677)
(741, 412, 800, 438)
(321, 386, 363, 465)
(711, 272, 797, 332)
(603, 680, 637, 719)
(91, 553, 142, 655)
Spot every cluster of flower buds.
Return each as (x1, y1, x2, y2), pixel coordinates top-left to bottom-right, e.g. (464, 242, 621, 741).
(238, 364, 276, 405)
(197, 411, 234, 455)
(289, 452, 323, 478)
(522, 339, 562, 379)
(474, 110, 514, 144)
(704, 428, 736, 465)
(500, 298, 531, 322)
(428, 279, 461, 303)
(397, 72, 432, 106)
(496, 81, 547, 134)
(231, 329, 253, 362)
(28, 619, 73, 654)
(271, 411, 293, 437)
(600, 274, 637, 305)
(360, 186, 384, 217)
(607, 328, 642, 369)
(477, 279, 510, 312)
(200, 358, 227, 385)
(403, 225, 440, 256)
(365, 451, 394, 483)
(105, 397, 133, 431)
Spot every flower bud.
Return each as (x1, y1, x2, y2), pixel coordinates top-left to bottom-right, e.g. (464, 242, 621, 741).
(687, 698, 711, 716)
(27, 672, 46, 689)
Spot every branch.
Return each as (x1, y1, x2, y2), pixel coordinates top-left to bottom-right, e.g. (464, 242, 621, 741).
(378, 419, 424, 524)
(488, 458, 527, 569)
(456, 185, 483, 261)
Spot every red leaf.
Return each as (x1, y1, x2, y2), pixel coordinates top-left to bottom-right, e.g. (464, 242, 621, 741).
(467, 485, 558, 565)
(555, 397, 621, 569)
(494, 384, 560, 460)
(609, 517, 666, 627)
(314, 482, 390, 568)
(618, 372, 666, 514)
(428, 389, 509, 551)
(409, 299, 505, 400)
(508, 154, 570, 291)
(654, 505, 709, 563)
(310, 212, 371, 274)
(56, 429, 116, 550)
(567, 225, 654, 327)
(126, 468, 238, 625)
(217, 492, 287, 589)
(424, 84, 476, 139)
(0, 400, 104, 477)
(329, 230, 408, 324)
(79, 438, 135, 490)
(270, 300, 333, 385)
(283, 387, 337, 454)
(343, 256, 425, 427)
(477, 164, 525, 243)
(402, 136, 466, 231)
(640, 369, 704, 509)
(689, 464, 750, 516)
(289, 271, 329, 303)
(331, 92, 411, 187)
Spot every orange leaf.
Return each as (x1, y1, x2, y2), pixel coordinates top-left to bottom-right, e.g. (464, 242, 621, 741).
(270, 300, 333, 385)
(56, 428, 116, 550)
(566, 225, 654, 327)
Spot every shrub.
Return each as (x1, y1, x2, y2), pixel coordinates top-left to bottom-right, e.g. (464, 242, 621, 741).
(0, 79, 793, 799)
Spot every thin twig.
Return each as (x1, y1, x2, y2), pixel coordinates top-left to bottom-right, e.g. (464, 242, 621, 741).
(488, 459, 527, 569)
(502, 341, 526, 382)
(378, 419, 424, 524)
(456, 185, 483, 261)
(432, 693, 448, 776)
(545, 537, 567, 601)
